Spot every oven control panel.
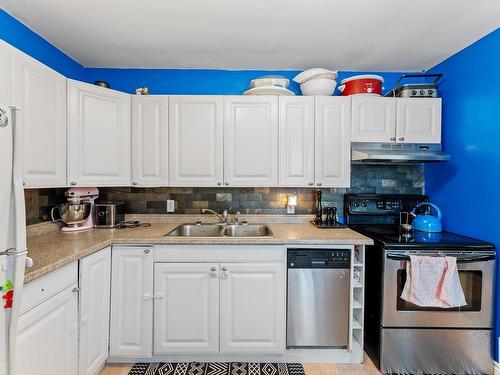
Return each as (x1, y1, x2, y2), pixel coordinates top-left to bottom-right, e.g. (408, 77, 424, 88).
(347, 195, 426, 214)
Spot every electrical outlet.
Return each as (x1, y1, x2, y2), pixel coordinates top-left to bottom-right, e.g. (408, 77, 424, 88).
(167, 200, 175, 212)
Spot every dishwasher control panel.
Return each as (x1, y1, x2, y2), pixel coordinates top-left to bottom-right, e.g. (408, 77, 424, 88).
(287, 249, 351, 269)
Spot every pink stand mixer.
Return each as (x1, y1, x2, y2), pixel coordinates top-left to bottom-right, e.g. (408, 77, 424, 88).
(51, 187, 99, 232)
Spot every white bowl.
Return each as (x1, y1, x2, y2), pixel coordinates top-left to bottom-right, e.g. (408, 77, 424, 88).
(293, 69, 338, 84)
(299, 79, 337, 96)
(250, 75, 290, 89)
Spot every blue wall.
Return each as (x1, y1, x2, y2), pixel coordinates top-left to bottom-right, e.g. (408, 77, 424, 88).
(85, 68, 408, 95)
(425, 28, 500, 360)
(0, 9, 86, 79)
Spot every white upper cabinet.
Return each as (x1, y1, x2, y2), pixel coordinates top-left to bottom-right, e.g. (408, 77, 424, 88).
(109, 246, 153, 358)
(13, 48, 67, 187)
(279, 97, 315, 187)
(169, 96, 223, 186)
(154, 263, 219, 354)
(351, 96, 396, 143)
(220, 262, 285, 353)
(79, 247, 111, 375)
(223, 96, 278, 187)
(131, 96, 169, 186)
(351, 97, 442, 144)
(315, 97, 351, 188)
(67, 80, 131, 187)
(396, 98, 441, 143)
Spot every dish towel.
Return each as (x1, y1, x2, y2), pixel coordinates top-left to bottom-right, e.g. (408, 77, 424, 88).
(401, 255, 467, 308)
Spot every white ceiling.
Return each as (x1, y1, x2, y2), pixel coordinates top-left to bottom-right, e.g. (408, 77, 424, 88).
(1, 0, 499, 71)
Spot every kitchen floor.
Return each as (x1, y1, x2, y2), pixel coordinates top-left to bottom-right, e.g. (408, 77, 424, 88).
(99, 354, 381, 375)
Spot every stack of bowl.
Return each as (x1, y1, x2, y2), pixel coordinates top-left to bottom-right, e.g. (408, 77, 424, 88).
(293, 68, 338, 96)
(243, 75, 295, 96)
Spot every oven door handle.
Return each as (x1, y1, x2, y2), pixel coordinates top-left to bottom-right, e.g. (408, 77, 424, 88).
(386, 253, 496, 263)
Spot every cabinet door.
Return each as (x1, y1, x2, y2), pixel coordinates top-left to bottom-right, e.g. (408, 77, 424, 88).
(169, 96, 223, 186)
(13, 49, 67, 187)
(154, 263, 219, 354)
(110, 246, 153, 358)
(79, 247, 111, 375)
(220, 263, 285, 353)
(131, 96, 169, 186)
(351, 96, 396, 142)
(279, 97, 315, 187)
(315, 97, 351, 188)
(67, 79, 131, 186)
(16, 286, 78, 375)
(224, 96, 278, 187)
(396, 98, 441, 143)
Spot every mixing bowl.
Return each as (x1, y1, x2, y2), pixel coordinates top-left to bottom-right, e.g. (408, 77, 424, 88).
(52, 203, 91, 227)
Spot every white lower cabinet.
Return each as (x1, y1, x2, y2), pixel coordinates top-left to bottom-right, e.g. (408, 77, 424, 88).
(110, 246, 154, 357)
(154, 263, 220, 354)
(153, 260, 285, 354)
(16, 285, 78, 375)
(79, 247, 111, 375)
(220, 263, 285, 353)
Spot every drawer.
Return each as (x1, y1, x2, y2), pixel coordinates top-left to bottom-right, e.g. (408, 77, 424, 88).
(21, 262, 78, 315)
(154, 245, 285, 262)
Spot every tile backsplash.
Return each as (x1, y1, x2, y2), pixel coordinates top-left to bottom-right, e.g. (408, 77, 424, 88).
(25, 164, 424, 225)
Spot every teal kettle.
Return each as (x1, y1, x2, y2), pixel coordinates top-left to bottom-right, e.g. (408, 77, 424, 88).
(410, 202, 443, 232)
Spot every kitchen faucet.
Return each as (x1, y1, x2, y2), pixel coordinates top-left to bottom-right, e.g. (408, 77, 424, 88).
(201, 208, 229, 223)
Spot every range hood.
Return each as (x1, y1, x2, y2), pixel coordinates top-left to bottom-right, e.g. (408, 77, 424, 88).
(351, 143, 450, 164)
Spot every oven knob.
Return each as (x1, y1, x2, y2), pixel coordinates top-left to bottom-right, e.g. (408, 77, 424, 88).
(411, 90, 417, 96)
(353, 201, 360, 207)
(420, 89, 425, 95)
(428, 89, 434, 95)
(361, 201, 367, 207)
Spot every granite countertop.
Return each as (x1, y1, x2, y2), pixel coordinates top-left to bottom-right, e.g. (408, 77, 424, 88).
(25, 217, 373, 283)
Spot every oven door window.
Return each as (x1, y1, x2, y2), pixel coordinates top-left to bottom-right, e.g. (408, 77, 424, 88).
(396, 269, 482, 312)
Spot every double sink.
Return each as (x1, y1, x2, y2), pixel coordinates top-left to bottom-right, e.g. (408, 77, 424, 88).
(167, 223, 273, 237)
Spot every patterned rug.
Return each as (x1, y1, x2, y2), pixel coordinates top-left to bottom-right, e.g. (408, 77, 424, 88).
(128, 362, 305, 375)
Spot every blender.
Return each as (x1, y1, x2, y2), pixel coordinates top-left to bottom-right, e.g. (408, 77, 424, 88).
(51, 187, 99, 232)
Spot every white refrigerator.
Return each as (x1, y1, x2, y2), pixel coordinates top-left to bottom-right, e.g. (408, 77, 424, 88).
(0, 105, 30, 375)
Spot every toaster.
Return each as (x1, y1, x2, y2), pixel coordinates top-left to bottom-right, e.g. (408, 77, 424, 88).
(94, 202, 125, 228)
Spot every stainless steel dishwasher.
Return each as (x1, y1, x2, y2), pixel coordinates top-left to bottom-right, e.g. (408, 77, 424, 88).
(287, 249, 350, 348)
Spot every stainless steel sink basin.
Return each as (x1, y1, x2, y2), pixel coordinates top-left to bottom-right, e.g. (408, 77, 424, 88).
(166, 223, 224, 237)
(223, 224, 273, 237)
(166, 223, 273, 237)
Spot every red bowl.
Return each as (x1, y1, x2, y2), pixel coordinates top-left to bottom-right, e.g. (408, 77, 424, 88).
(338, 75, 384, 96)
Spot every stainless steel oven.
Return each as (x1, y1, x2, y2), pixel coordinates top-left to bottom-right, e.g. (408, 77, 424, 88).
(383, 250, 495, 328)
(345, 193, 496, 374)
(379, 249, 496, 374)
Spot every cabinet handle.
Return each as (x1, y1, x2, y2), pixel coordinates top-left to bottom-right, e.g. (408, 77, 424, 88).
(144, 249, 150, 254)
(70, 181, 77, 186)
(210, 266, 217, 272)
(390, 137, 396, 141)
(308, 182, 314, 186)
(224, 182, 229, 186)
(217, 182, 222, 186)
(317, 182, 322, 186)
(72, 286, 80, 293)
(399, 137, 405, 141)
